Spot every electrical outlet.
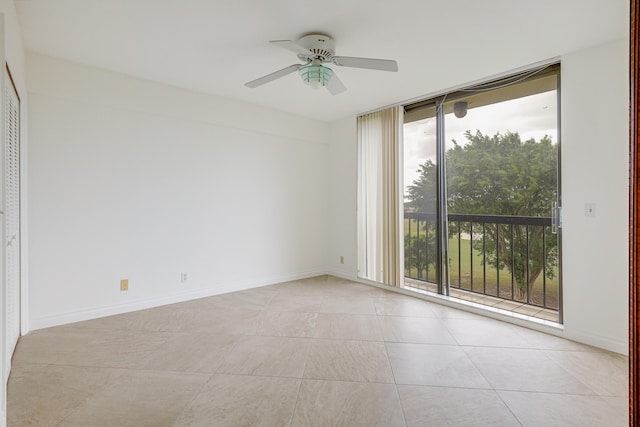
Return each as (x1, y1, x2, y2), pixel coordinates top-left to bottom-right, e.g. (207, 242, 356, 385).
(120, 279, 129, 291)
(340, 256, 344, 264)
(181, 272, 188, 283)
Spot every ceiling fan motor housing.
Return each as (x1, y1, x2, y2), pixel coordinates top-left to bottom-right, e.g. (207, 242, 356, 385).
(296, 34, 335, 63)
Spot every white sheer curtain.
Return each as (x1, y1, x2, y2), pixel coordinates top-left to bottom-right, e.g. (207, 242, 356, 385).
(357, 106, 403, 287)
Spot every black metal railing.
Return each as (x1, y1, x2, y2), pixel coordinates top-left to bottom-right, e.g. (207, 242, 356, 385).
(404, 212, 559, 310)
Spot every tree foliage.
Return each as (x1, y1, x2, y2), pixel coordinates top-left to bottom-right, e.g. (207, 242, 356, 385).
(446, 131, 557, 218)
(406, 160, 437, 214)
(406, 130, 558, 300)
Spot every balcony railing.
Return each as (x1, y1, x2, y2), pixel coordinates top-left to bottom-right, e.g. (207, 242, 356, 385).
(404, 212, 559, 311)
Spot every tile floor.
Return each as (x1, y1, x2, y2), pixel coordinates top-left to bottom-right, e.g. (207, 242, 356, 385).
(7, 275, 628, 426)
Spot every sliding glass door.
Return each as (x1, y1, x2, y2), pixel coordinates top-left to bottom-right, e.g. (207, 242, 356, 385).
(403, 65, 561, 322)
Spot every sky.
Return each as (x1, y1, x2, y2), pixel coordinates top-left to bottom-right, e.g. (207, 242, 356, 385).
(403, 90, 558, 195)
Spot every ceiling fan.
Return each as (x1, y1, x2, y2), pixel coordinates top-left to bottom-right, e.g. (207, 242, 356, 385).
(244, 33, 398, 95)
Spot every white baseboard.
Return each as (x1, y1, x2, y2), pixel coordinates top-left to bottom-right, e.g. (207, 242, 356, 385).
(562, 328, 628, 356)
(29, 267, 327, 331)
(327, 268, 357, 281)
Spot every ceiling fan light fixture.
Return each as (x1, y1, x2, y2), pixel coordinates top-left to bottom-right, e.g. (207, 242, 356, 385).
(244, 33, 397, 95)
(299, 64, 333, 89)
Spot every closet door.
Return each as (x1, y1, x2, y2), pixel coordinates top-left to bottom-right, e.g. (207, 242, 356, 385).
(4, 67, 20, 366)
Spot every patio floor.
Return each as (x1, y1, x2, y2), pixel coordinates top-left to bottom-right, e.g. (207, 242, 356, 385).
(404, 278, 560, 323)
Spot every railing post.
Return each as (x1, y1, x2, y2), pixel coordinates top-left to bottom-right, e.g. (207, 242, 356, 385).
(511, 224, 515, 299)
(406, 218, 411, 278)
(543, 226, 547, 308)
(496, 225, 500, 298)
(526, 225, 530, 305)
(457, 221, 461, 288)
(470, 222, 474, 292)
(482, 222, 487, 295)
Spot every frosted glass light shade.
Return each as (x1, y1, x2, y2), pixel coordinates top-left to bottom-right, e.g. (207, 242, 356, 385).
(299, 64, 333, 89)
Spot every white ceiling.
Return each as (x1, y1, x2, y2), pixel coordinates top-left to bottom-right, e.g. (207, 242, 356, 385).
(14, 0, 628, 123)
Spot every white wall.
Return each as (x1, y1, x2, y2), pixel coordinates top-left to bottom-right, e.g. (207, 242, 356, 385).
(328, 38, 630, 354)
(328, 117, 357, 278)
(27, 53, 330, 330)
(561, 39, 629, 354)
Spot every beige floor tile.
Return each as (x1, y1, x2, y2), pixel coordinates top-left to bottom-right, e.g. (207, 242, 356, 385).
(464, 346, 596, 394)
(270, 279, 330, 297)
(511, 304, 543, 316)
(272, 285, 328, 298)
(387, 342, 490, 388)
(398, 385, 520, 427)
(135, 332, 241, 373)
(373, 297, 438, 317)
(265, 293, 323, 312)
(513, 326, 598, 351)
(323, 281, 392, 297)
(493, 300, 523, 310)
(544, 349, 629, 397)
(59, 370, 210, 427)
(441, 317, 531, 348)
(448, 288, 467, 298)
(498, 390, 628, 426)
(12, 328, 173, 368)
(298, 275, 330, 286)
(428, 304, 488, 320)
(190, 288, 273, 311)
(256, 311, 318, 337)
(174, 374, 300, 427)
(217, 335, 310, 378)
(404, 280, 438, 294)
(601, 396, 629, 418)
(304, 339, 394, 383)
(451, 291, 485, 302)
(536, 309, 560, 322)
(378, 316, 457, 345)
(63, 304, 197, 333)
(312, 313, 383, 341)
(186, 308, 262, 335)
(476, 295, 505, 306)
(291, 379, 405, 427)
(7, 275, 630, 426)
(319, 296, 377, 315)
(7, 364, 120, 427)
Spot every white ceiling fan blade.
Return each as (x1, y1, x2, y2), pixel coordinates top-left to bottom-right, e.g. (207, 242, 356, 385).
(332, 56, 398, 72)
(270, 40, 312, 56)
(326, 73, 347, 95)
(245, 64, 302, 88)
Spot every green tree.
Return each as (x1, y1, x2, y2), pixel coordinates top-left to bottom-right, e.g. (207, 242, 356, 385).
(406, 130, 558, 300)
(404, 160, 438, 280)
(406, 160, 437, 213)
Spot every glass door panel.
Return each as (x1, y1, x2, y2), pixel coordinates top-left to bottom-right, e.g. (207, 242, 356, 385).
(403, 105, 438, 292)
(443, 71, 561, 321)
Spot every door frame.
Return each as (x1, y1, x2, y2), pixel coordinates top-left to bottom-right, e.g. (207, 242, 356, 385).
(630, 0, 639, 423)
(4, 63, 20, 365)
